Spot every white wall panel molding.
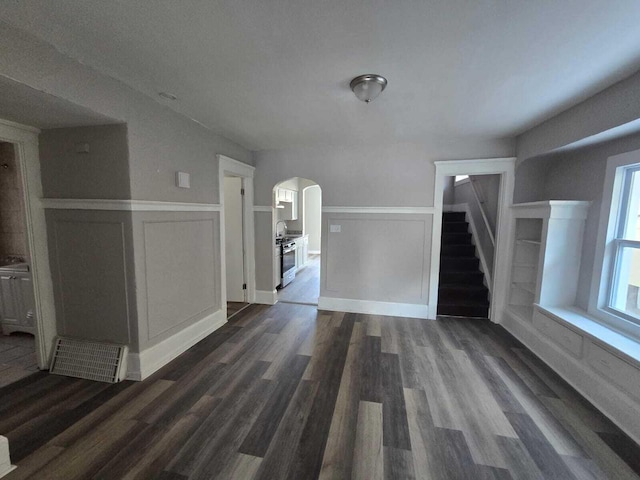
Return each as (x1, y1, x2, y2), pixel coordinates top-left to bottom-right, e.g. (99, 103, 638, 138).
(127, 309, 226, 381)
(255, 289, 278, 305)
(42, 198, 223, 212)
(322, 206, 435, 214)
(318, 296, 431, 319)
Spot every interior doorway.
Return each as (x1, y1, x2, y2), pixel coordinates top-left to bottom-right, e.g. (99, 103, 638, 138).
(273, 178, 322, 305)
(431, 158, 516, 322)
(0, 140, 39, 386)
(218, 155, 256, 320)
(223, 176, 248, 318)
(438, 174, 502, 319)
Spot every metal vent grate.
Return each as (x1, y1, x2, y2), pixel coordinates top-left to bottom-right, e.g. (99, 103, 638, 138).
(50, 337, 128, 383)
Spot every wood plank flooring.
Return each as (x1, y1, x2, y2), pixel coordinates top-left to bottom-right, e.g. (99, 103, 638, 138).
(2, 303, 639, 479)
(0, 333, 37, 388)
(226, 302, 249, 319)
(278, 254, 320, 305)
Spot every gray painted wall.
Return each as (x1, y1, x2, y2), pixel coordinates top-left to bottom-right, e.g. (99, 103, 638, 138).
(39, 124, 131, 199)
(517, 69, 640, 161)
(0, 25, 251, 363)
(45, 209, 137, 346)
(253, 140, 514, 307)
(516, 131, 640, 311)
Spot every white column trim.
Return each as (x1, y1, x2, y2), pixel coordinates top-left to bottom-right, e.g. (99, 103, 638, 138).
(41, 198, 223, 211)
(322, 206, 435, 214)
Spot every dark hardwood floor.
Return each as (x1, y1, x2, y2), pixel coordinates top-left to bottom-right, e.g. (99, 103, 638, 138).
(2, 303, 639, 479)
(226, 301, 249, 319)
(278, 254, 320, 305)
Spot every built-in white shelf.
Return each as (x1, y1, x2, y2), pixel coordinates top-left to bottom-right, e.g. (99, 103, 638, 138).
(507, 201, 590, 321)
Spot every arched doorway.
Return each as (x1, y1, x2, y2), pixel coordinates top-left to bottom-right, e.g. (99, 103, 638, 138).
(273, 177, 322, 305)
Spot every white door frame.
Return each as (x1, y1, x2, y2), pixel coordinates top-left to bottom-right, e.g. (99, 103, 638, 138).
(0, 118, 57, 368)
(430, 157, 516, 322)
(218, 155, 256, 309)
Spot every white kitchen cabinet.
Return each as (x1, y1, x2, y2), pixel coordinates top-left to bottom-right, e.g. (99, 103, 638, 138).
(0, 271, 35, 335)
(294, 235, 309, 270)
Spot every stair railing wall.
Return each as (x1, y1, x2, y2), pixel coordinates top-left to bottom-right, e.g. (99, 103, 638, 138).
(469, 177, 496, 247)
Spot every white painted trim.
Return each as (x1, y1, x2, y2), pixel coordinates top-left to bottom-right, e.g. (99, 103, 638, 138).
(308, 250, 321, 255)
(0, 436, 15, 478)
(468, 178, 496, 246)
(322, 206, 435, 215)
(318, 296, 431, 319)
(502, 308, 640, 446)
(0, 119, 56, 370)
(255, 289, 278, 305)
(512, 200, 590, 219)
(218, 154, 256, 305)
(459, 203, 493, 294)
(126, 309, 226, 381)
(41, 198, 222, 211)
(253, 205, 274, 212)
(431, 158, 516, 321)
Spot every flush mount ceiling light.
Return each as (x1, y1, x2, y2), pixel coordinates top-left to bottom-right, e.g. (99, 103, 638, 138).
(350, 74, 388, 103)
(158, 91, 177, 101)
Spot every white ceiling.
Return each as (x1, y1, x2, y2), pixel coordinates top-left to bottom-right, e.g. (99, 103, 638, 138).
(2, 0, 640, 150)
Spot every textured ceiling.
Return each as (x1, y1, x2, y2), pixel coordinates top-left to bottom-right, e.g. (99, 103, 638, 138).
(2, 0, 640, 150)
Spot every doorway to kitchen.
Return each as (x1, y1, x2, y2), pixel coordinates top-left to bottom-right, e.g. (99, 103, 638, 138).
(273, 178, 322, 305)
(0, 140, 39, 386)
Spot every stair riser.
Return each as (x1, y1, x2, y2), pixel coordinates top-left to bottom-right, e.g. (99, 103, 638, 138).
(440, 257, 479, 271)
(443, 212, 466, 222)
(438, 289, 488, 303)
(437, 304, 489, 318)
(441, 245, 475, 257)
(440, 272, 484, 285)
(442, 222, 469, 233)
(441, 233, 472, 245)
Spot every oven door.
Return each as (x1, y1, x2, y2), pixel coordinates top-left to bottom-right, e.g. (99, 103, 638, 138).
(281, 246, 296, 287)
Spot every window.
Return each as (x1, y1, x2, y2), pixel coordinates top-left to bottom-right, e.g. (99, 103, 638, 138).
(608, 165, 640, 323)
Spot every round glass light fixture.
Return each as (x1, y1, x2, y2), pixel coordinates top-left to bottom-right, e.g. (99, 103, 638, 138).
(350, 74, 387, 103)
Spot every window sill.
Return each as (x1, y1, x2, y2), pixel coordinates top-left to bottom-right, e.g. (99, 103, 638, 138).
(536, 304, 640, 366)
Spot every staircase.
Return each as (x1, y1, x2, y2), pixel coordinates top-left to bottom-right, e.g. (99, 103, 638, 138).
(437, 211, 490, 318)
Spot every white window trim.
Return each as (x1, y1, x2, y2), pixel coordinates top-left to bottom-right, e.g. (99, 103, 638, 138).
(589, 148, 640, 340)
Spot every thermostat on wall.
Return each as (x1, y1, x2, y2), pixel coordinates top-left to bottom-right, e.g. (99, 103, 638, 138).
(176, 171, 191, 188)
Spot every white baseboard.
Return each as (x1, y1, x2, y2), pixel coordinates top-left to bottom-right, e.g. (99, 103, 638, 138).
(0, 436, 15, 478)
(126, 309, 226, 381)
(318, 296, 431, 319)
(255, 289, 278, 305)
(501, 309, 640, 446)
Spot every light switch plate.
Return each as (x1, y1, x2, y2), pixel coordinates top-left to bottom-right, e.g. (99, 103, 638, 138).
(329, 224, 341, 233)
(176, 171, 190, 188)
